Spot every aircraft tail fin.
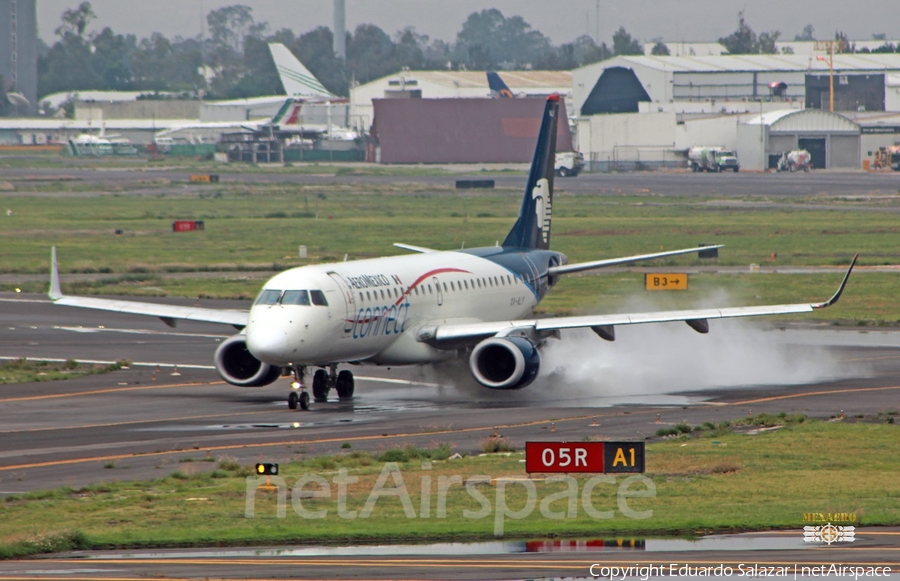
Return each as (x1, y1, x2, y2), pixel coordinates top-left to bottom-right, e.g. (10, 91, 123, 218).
(268, 43, 336, 99)
(268, 98, 299, 126)
(487, 71, 515, 98)
(501, 95, 559, 250)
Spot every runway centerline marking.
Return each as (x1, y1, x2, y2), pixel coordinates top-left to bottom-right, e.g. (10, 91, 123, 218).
(732, 384, 900, 405)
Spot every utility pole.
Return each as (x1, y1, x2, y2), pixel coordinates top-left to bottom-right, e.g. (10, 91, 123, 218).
(814, 39, 846, 112)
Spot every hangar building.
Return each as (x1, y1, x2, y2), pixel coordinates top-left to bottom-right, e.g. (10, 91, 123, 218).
(351, 70, 572, 132)
(573, 54, 900, 170)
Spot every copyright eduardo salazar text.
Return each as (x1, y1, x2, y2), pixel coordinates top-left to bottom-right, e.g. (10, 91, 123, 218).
(588, 564, 894, 579)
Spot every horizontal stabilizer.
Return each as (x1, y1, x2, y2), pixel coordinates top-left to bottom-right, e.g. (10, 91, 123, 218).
(393, 243, 437, 253)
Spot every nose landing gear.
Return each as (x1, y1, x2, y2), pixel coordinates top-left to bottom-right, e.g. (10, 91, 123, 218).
(287, 365, 310, 410)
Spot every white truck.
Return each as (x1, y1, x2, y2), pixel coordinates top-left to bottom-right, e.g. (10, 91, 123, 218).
(687, 146, 740, 173)
(555, 151, 585, 177)
(776, 150, 811, 172)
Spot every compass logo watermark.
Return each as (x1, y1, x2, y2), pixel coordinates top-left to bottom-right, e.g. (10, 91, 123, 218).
(804, 523, 856, 545)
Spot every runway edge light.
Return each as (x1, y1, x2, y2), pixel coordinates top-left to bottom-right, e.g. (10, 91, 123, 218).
(255, 463, 279, 476)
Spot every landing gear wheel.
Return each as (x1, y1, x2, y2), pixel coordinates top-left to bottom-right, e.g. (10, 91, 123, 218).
(299, 391, 310, 410)
(312, 369, 329, 402)
(336, 370, 355, 399)
(288, 391, 299, 410)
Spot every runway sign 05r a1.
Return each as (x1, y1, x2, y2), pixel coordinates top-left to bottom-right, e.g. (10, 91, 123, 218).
(525, 441, 645, 474)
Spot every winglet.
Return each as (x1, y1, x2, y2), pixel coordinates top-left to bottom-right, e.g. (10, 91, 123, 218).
(49, 247, 63, 301)
(813, 254, 858, 309)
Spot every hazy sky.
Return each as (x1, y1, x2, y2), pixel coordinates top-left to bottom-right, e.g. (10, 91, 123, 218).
(37, 1, 899, 47)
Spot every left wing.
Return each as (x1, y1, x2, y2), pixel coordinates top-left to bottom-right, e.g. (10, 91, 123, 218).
(417, 255, 857, 346)
(550, 244, 723, 276)
(49, 248, 249, 328)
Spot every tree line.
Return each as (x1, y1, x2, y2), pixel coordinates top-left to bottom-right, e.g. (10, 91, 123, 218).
(32, 2, 646, 107)
(26, 3, 900, 113)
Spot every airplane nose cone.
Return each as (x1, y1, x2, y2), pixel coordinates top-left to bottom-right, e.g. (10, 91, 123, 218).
(246, 325, 289, 363)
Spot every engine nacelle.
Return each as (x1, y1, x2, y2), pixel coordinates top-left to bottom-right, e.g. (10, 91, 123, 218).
(214, 335, 283, 387)
(469, 336, 540, 390)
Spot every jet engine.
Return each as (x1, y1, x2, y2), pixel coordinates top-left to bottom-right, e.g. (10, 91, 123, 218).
(469, 336, 540, 389)
(214, 335, 283, 387)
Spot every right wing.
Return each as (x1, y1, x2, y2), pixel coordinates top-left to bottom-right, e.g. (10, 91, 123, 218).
(418, 255, 857, 347)
(49, 248, 248, 328)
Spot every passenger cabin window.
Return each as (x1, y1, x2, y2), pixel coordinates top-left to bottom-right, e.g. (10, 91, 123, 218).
(255, 289, 282, 305)
(281, 290, 311, 306)
(310, 290, 328, 306)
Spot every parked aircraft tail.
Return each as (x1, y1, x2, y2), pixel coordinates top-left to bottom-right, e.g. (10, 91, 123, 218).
(268, 43, 336, 99)
(502, 94, 559, 250)
(487, 71, 515, 98)
(267, 98, 302, 126)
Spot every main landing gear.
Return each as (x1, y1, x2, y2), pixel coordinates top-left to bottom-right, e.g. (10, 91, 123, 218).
(287, 364, 355, 411)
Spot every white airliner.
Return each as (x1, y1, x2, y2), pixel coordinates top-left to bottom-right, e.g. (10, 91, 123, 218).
(155, 44, 343, 143)
(49, 95, 856, 410)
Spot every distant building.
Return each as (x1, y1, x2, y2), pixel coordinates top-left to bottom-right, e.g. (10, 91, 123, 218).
(351, 70, 572, 132)
(573, 54, 900, 171)
(644, 40, 900, 58)
(0, 0, 38, 114)
(371, 97, 573, 164)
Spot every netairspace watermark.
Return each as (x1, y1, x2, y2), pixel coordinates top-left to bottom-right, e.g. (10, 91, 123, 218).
(587, 564, 894, 579)
(245, 461, 656, 536)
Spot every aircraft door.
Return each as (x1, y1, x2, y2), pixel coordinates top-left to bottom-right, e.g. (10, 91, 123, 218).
(432, 276, 443, 306)
(327, 272, 355, 336)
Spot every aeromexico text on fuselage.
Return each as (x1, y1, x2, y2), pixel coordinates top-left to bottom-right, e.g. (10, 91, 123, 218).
(346, 273, 399, 289)
(346, 272, 408, 339)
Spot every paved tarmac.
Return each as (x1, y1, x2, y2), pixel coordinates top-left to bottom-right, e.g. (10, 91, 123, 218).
(1, 293, 898, 579)
(0, 529, 897, 581)
(3, 165, 900, 198)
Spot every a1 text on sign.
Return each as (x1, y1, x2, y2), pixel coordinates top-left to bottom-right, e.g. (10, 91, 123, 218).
(525, 442, 645, 474)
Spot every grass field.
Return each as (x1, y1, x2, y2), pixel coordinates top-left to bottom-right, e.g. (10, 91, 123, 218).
(1, 416, 896, 557)
(2, 185, 898, 322)
(0, 358, 126, 385)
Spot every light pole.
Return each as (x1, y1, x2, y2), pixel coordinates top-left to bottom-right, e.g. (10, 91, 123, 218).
(755, 99, 764, 170)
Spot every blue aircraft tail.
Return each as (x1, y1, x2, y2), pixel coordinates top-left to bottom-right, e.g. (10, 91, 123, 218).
(502, 94, 559, 250)
(487, 71, 515, 98)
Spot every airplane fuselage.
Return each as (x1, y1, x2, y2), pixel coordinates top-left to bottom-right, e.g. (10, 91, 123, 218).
(245, 246, 566, 368)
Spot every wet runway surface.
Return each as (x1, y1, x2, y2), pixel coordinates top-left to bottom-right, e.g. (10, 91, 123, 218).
(1, 293, 898, 579)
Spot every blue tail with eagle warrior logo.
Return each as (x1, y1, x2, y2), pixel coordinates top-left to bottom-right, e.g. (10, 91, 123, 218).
(502, 94, 558, 251)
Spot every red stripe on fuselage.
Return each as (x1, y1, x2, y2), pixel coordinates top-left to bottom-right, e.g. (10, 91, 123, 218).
(395, 267, 471, 306)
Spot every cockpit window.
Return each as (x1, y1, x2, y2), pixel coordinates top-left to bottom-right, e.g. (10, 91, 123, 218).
(310, 290, 328, 306)
(282, 290, 311, 306)
(255, 289, 282, 305)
